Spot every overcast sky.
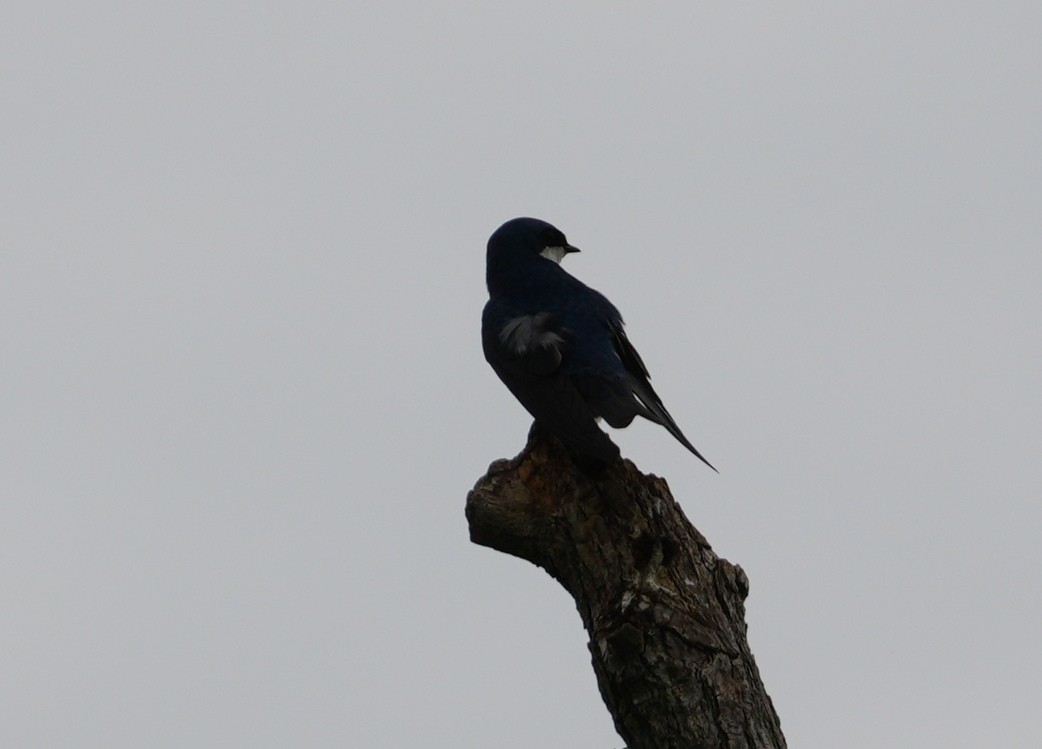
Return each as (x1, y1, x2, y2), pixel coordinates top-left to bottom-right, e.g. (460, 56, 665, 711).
(3, 3, 1041, 747)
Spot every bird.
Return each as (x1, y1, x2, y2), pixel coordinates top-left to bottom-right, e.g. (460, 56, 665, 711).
(482, 217, 716, 470)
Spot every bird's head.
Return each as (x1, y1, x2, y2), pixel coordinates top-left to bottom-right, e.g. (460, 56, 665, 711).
(487, 217, 581, 269)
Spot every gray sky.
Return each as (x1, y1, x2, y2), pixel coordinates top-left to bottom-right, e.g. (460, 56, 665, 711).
(3, 2, 1041, 747)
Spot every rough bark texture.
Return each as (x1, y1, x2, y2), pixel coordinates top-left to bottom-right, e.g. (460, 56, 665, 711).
(466, 426, 785, 749)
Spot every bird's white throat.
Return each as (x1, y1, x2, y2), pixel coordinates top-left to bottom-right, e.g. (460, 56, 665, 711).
(539, 246, 568, 264)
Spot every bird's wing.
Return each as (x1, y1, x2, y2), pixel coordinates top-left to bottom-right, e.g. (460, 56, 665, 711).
(483, 305, 619, 462)
(608, 320, 717, 471)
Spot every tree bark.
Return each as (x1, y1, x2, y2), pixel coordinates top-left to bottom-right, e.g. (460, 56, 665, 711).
(466, 426, 786, 749)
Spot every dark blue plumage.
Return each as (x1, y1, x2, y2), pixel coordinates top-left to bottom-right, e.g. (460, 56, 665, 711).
(482, 217, 716, 470)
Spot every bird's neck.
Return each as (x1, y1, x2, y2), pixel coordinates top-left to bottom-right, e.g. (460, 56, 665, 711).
(487, 257, 567, 308)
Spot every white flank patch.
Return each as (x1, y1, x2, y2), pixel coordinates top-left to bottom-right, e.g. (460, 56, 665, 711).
(539, 245, 568, 264)
(499, 313, 565, 355)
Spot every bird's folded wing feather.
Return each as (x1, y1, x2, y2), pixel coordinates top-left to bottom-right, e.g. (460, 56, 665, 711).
(609, 320, 716, 470)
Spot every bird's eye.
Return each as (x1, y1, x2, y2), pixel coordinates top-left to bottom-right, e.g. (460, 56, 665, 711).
(542, 229, 566, 246)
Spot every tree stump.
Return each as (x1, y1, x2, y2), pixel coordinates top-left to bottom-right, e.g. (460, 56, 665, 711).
(466, 426, 786, 749)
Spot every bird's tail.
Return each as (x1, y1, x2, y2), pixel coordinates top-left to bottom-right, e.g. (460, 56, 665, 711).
(630, 379, 717, 472)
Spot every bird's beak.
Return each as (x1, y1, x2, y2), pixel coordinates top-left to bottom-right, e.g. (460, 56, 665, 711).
(565, 244, 580, 254)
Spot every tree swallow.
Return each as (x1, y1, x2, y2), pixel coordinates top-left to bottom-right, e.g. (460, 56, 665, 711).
(482, 217, 715, 470)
